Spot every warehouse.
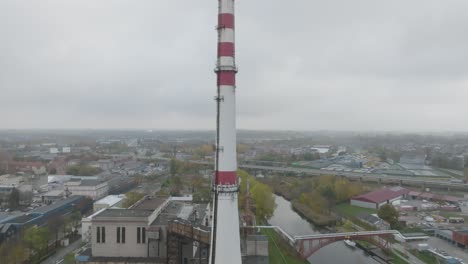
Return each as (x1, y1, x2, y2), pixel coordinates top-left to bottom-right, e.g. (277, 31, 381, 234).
(351, 187, 410, 209)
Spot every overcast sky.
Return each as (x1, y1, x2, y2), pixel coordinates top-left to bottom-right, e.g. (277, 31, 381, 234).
(1, 0, 468, 131)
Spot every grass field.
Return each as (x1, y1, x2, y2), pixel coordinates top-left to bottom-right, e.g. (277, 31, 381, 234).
(262, 228, 308, 264)
(335, 203, 377, 218)
(390, 251, 410, 264)
(439, 212, 468, 222)
(410, 250, 438, 264)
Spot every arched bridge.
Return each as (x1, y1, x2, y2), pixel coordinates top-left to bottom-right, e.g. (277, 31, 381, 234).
(249, 226, 399, 260)
(294, 230, 399, 259)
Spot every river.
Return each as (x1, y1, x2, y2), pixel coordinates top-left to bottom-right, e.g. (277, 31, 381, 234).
(268, 195, 380, 264)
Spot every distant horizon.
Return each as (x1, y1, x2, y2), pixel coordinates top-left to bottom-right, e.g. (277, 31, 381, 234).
(1, 128, 468, 135)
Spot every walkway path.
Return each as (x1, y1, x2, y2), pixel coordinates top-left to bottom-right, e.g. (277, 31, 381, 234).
(41, 238, 82, 264)
(392, 243, 425, 264)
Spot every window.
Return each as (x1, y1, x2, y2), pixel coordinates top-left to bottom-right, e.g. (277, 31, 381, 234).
(137, 227, 146, 244)
(96, 227, 105, 243)
(122, 227, 125, 243)
(137, 227, 141, 244)
(117, 227, 121, 243)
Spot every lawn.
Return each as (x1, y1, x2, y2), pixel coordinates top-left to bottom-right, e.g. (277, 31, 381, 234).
(439, 212, 468, 222)
(410, 250, 438, 264)
(390, 251, 410, 264)
(262, 229, 308, 264)
(335, 203, 377, 218)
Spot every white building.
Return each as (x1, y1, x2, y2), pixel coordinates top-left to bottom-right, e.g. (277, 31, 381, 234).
(49, 148, 60, 154)
(85, 196, 211, 262)
(81, 208, 107, 243)
(65, 179, 109, 200)
(62, 147, 71, 153)
(93, 194, 125, 212)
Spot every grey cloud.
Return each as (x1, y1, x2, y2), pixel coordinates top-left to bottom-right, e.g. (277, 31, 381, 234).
(1, 0, 468, 131)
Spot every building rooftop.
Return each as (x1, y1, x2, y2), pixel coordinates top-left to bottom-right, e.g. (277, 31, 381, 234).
(3, 213, 40, 224)
(352, 187, 409, 204)
(79, 179, 103, 186)
(95, 209, 152, 218)
(41, 189, 64, 197)
(95, 195, 124, 206)
(31, 195, 83, 215)
(151, 201, 208, 227)
(0, 212, 22, 223)
(131, 196, 169, 210)
(151, 201, 185, 226)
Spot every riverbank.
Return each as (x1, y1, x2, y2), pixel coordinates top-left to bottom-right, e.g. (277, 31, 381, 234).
(272, 188, 337, 227)
(262, 228, 308, 264)
(273, 188, 337, 228)
(269, 195, 381, 264)
(262, 175, 363, 227)
(290, 200, 337, 227)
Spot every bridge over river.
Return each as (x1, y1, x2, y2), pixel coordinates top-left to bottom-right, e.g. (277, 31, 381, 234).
(248, 226, 399, 260)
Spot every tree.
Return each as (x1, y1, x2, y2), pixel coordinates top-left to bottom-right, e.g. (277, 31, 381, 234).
(24, 226, 50, 261)
(66, 165, 101, 176)
(320, 185, 336, 214)
(0, 238, 27, 264)
(378, 204, 400, 229)
(8, 188, 20, 210)
(238, 170, 276, 223)
(74, 196, 92, 215)
(123, 192, 145, 208)
(170, 159, 177, 177)
(299, 191, 327, 213)
(48, 215, 65, 246)
(251, 182, 276, 222)
(70, 210, 82, 236)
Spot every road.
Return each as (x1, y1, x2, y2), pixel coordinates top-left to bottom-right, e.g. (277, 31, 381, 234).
(41, 238, 83, 264)
(172, 158, 468, 190)
(426, 237, 468, 261)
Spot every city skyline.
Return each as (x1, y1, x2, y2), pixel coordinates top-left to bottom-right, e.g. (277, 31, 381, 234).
(1, 0, 468, 131)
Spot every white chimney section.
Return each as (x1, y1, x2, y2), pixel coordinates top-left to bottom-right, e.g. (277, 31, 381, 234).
(209, 0, 242, 263)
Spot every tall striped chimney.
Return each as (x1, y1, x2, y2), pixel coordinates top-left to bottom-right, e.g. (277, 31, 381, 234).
(209, 0, 242, 263)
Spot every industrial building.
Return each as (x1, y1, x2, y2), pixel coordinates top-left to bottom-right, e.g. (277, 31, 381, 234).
(0, 195, 90, 243)
(65, 178, 109, 200)
(351, 187, 410, 209)
(77, 196, 211, 264)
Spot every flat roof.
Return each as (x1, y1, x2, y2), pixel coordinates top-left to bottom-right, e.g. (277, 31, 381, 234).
(95, 195, 124, 206)
(31, 195, 83, 214)
(401, 232, 428, 237)
(132, 196, 169, 210)
(95, 209, 152, 218)
(151, 201, 184, 226)
(3, 214, 40, 224)
(80, 179, 103, 186)
(152, 201, 208, 227)
(42, 189, 64, 197)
